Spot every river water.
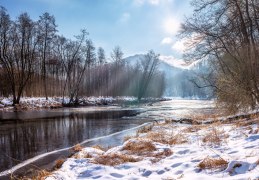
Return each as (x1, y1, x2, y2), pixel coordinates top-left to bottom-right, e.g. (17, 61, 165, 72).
(0, 99, 214, 177)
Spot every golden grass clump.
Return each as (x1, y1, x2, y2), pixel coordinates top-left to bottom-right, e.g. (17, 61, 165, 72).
(73, 144, 83, 152)
(168, 134, 188, 145)
(54, 158, 65, 169)
(31, 170, 51, 180)
(92, 145, 105, 151)
(92, 153, 140, 166)
(122, 138, 173, 160)
(10, 169, 51, 180)
(137, 125, 153, 134)
(122, 139, 156, 155)
(145, 131, 188, 145)
(202, 128, 228, 146)
(145, 132, 168, 144)
(198, 157, 228, 170)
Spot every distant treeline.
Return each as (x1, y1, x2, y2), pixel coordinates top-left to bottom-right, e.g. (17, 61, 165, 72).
(0, 7, 165, 105)
(166, 70, 213, 99)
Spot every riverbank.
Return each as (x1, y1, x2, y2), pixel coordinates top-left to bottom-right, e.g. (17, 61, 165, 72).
(45, 115, 259, 180)
(0, 96, 170, 112)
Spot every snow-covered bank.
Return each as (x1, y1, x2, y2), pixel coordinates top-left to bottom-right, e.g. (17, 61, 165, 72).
(0, 97, 62, 111)
(46, 118, 259, 180)
(0, 97, 170, 111)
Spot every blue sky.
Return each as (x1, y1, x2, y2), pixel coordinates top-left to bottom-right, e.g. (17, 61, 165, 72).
(0, 0, 192, 59)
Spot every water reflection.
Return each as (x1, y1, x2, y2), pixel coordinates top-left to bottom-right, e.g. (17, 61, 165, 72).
(0, 100, 215, 174)
(0, 111, 144, 172)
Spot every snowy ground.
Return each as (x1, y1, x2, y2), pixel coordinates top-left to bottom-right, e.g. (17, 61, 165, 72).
(0, 96, 169, 111)
(46, 119, 259, 180)
(0, 97, 62, 110)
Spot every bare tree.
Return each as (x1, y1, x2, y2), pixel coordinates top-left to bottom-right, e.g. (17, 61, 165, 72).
(37, 12, 57, 100)
(138, 50, 160, 100)
(97, 47, 105, 64)
(0, 10, 38, 104)
(110, 46, 124, 96)
(0, 7, 165, 103)
(181, 0, 259, 112)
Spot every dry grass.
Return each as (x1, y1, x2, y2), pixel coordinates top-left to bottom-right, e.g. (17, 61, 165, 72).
(31, 170, 51, 180)
(168, 133, 188, 145)
(145, 131, 188, 145)
(183, 125, 202, 133)
(9, 169, 52, 180)
(186, 113, 219, 123)
(234, 118, 259, 127)
(54, 159, 65, 169)
(122, 138, 173, 160)
(92, 145, 105, 151)
(198, 157, 228, 170)
(124, 135, 137, 142)
(137, 125, 153, 134)
(92, 153, 140, 166)
(122, 139, 156, 155)
(202, 128, 228, 146)
(73, 144, 83, 152)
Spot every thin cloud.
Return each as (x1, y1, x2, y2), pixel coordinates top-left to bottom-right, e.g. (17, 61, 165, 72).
(133, 0, 171, 6)
(119, 12, 131, 23)
(161, 37, 173, 45)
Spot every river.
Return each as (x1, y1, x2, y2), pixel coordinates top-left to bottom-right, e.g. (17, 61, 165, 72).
(0, 99, 214, 178)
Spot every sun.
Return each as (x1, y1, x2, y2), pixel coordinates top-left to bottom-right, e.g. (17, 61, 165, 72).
(163, 17, 181, 35)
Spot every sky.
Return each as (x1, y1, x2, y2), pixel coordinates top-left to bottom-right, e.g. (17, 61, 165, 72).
(0, 0, 193, 61)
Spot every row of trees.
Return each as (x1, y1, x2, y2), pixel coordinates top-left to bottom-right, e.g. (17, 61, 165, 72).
(0, 7, 165, 105)
(182, 0, 259, 112)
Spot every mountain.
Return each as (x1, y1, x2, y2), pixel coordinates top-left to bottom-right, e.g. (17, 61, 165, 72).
(124, 54, 213, 98)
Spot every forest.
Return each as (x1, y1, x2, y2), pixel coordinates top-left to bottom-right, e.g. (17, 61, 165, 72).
(0, 7, 165, 105)
(181, 0, 259, 112)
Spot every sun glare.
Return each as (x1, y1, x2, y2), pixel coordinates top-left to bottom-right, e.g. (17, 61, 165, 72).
(163, 17, 181, 35)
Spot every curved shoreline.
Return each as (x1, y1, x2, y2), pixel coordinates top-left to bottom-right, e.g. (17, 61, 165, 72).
(0, 122, 151, 178)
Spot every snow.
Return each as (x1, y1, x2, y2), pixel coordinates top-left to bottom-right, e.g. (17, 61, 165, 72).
(0, 96, 167, 110)
(0, 98, 13, 106)
(46, 121, 259, 180)
(159, 55, 190, 69)
(0, 97, 62, 110)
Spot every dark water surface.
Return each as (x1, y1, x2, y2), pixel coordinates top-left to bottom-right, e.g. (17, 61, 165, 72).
(0, 107, 145, 173)
(0, 100, 214, 178)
